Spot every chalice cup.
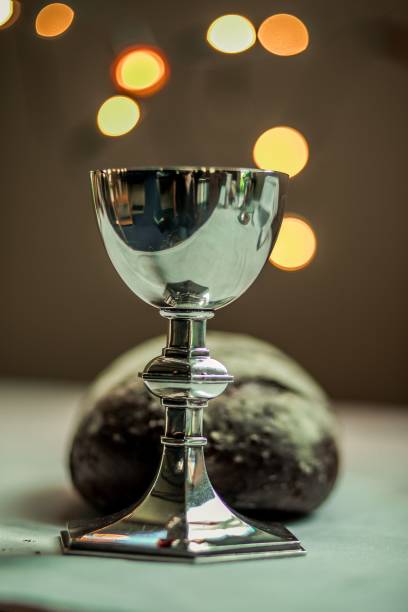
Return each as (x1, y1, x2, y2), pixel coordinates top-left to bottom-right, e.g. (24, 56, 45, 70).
(61, 167, 305, 562)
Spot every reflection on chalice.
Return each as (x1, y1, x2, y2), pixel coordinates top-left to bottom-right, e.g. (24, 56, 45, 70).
(61, 167, 305, 562)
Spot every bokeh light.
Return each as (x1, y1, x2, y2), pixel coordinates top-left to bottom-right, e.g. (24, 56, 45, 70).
(207, 14, 256, 54)
(113, 46, 169, 96)
(0, 0, 21, 29)
(97, 96, 140, 137)
(270, 215, 316, 271)
(253, 126, 309, 177)
(0, 0, 20, 29)
(35, 3, 74, 38)
(258, 14, 309, 56)
(0, 0, 13, 26)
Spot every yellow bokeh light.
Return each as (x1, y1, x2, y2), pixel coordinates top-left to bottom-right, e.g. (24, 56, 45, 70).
(0, 0, 12, 26)
(0, 0, 21, 29)
(258, 14, 309, 56)
(35, 3, 74, 38)
(270, 215, 316, 271)
(113, 47, 169, 96)
(207, 14, 256, 54)
(253, 126, 309, 177)
(97, 96, 140, 138)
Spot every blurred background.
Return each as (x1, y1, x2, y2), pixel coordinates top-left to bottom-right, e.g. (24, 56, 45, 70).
(0, 0, 407, 403)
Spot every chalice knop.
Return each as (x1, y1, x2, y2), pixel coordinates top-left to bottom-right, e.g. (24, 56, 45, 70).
(61, 167, 305, 562)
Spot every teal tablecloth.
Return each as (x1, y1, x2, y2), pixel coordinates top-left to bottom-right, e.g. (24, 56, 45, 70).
(0, 381, 407, 612)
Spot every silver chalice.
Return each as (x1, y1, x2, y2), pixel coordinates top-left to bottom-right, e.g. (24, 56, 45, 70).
(61, 167, 305, 562)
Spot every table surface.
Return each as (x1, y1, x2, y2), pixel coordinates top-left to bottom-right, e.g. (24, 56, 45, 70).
(0, 380, 407, 612)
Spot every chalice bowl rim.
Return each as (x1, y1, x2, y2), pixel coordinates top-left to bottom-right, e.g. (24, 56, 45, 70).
(90, 165, 288, 175)
(90, 165, 288, 311)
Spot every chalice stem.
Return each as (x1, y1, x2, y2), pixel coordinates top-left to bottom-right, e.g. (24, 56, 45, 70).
(163, 308, 209, 357)
(61, 310, 305, 561)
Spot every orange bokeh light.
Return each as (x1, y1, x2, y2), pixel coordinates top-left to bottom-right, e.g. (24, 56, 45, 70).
(270, 215, 317, 271)
(35, 3, 74, 38)
(258, 14, 309, 56)
(112, 46, 169, 97)
(253, 126, 309, 178)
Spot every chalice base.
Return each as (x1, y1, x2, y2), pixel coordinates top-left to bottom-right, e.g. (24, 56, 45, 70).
(61, 445, 305, 563)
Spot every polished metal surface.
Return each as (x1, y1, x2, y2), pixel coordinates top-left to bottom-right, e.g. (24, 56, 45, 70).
(142, 310, 233, 401)
(90, 167, 286, 310)
(61, 167, 305, 562)
(62, 399, 304, 562)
